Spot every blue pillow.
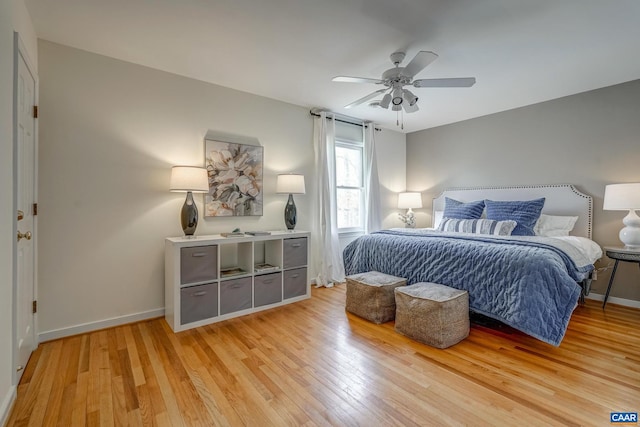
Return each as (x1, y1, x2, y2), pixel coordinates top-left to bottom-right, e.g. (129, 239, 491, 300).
(443, 197, 485, 219)
(484, 198, 546, 236)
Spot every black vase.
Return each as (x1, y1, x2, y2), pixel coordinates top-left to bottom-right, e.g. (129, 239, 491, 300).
(284, 193, 297, 230)
(181, 191, 198, 236)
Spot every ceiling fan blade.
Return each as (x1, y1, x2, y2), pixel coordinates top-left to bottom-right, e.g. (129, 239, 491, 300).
(413, 77, 476, 88)
(401, 51, 438, 78)
(344, 89, 387, 109)
(403, 102, 419, 113)
(332, 76, 384, 84)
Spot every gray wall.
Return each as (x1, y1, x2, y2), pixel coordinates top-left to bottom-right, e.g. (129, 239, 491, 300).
(37, 40, 313, 336)
(37, 40, 406, 338)
(377, 129, 408, 229)
(407, 79, 640, 302)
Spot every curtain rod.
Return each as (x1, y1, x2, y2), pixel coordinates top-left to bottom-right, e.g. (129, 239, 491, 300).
(309, 110, 382, 132)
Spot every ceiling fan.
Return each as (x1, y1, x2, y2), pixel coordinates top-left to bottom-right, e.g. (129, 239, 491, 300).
(333, 51, 476, 114)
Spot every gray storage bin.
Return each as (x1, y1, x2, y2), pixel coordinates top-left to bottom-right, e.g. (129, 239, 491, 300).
(254, 272, 282, 307)
(284, 267, 307, 299)
(180, 245, 218, 285)
(180, 282, 218, 325)
(220, 277, 252, 315)
(283, 238, 307, 269)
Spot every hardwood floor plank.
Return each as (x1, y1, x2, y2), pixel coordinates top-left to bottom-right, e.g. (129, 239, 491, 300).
(78, 335, 90, 374)
(98, 358, 114, 426)
(109, 376, 128, 427)
(7, 344, 45, 426)
(28, 341, 63, 426)
(118, 347, 140, 412)
(18, 344, 42, 386)
(7, 286, 640, 426)
(148, 322, 206, 426)
(201, 325, 295, 426)
(85, 410, 99, 427)
(54, 384, 75, 427)
(127, 408, 143, 426)
(71, 371, 89, 426)
(41, 337, 78, 426)
(160, 321, 226, 426)
(105, 329, 121, 382)
(244, 316, 376, 425)
(86, 333, 101, 417)
(130, 324, 165, 426)
(134, 383, 157, 427)
(123, 325, 146, 387)
(137, 322, 185, 427)
(188, 331, 248, 426)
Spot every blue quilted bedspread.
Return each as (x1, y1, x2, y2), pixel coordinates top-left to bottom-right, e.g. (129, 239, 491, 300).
(343, 229, 593, 346)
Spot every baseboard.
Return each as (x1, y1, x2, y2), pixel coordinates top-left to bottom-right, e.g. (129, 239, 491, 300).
(585, 293, 640, 309)
(0, 385, 17, 427)
(38, 308, 165, 343)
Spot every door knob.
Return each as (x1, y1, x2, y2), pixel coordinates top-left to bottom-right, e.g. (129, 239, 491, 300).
(17, 210, 24, 221)
(17, 231, 32, 241)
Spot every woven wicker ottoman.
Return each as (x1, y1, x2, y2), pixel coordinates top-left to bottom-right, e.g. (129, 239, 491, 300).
(345, 271, 407, 324)
(395, 282, 469, 348)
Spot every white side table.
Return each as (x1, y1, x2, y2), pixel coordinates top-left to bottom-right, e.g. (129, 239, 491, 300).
(602, 246, 640, 309)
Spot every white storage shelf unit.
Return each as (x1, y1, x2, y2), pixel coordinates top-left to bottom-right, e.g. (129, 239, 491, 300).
(165, 231, 310, 332)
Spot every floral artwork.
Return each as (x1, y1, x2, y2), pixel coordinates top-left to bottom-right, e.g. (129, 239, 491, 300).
(204, 140, 263, 216)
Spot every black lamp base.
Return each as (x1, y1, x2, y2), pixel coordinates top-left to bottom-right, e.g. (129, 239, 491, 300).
(284, 193, 297, 230)
(181, 191, 198, 236)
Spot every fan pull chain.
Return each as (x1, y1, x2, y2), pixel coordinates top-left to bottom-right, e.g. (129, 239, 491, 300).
(397, 109, 403, 130)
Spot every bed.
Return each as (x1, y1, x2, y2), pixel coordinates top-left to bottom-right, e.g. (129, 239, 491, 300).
(343, 184, 602, 346)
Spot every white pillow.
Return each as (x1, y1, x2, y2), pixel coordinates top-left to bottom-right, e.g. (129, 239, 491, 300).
(437, 218, 517, 236)
(534, 214, 579, 237)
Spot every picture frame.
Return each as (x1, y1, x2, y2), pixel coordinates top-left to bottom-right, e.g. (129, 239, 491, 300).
(204, 139, 263, 217)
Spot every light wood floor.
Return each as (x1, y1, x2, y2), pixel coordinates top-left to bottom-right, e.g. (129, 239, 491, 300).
(7, 286, 640, 426)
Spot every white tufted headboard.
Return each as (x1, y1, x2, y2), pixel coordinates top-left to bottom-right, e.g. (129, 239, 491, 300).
(432, 184, 593, 239)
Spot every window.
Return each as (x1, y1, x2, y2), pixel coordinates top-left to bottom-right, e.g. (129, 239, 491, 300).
(335, 138, 364, 233)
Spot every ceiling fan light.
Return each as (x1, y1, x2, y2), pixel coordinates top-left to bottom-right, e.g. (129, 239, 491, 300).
(380, 93, 391, 109)
(392, 87, 403, 105)
(402, 89, 418, 106)
(403, 102, 419, 113)
(392, 103, 402, 111)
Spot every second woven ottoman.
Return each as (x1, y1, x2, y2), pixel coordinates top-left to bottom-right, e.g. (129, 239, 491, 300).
(395, 282, 469, 348)
(345, 271, 407, 324)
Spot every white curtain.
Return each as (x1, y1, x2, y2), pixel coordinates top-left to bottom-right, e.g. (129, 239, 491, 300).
(313, 112, 345, 287)
(364, 124, 382, 233)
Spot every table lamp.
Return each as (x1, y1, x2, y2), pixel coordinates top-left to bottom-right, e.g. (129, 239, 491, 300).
(170, 166, 209, 237)
(276, 174, 305, 230)
(398, 192, 422, 228)
(603, 183, 640, 247)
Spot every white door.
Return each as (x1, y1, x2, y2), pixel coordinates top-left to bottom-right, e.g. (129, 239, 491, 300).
(15, 40, 37, 381)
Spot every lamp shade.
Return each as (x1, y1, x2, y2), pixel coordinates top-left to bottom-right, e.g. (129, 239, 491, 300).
(276, 174, 306, 194)
(170, 166, 209, 193)
(398, 192, 423, 209)
(603, 183, 640, 210)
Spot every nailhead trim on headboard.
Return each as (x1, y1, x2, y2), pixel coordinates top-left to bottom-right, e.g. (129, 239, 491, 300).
(432, 184, 593, 239)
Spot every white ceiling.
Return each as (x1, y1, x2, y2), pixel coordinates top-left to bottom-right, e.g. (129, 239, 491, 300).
(25, 0, 640, 133)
